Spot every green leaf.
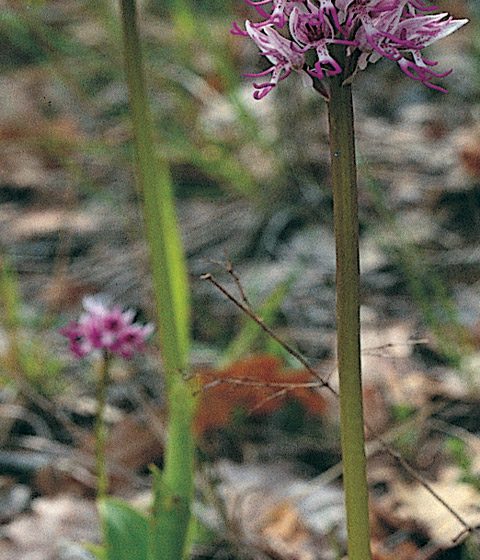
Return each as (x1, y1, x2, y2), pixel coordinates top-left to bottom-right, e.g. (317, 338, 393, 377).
(222, 272, 296, 365)
(150, 461, 193, 560)
(144, 162, 191, 373)
(83, 543, 107, 560)
(184, 515, 216, 549)
(121, 3, 196, 558)
(121, 0, 191, 378)
(99, 498, 149, 560)
(0, 256, 21, 330)
(445, 437, 472, 473)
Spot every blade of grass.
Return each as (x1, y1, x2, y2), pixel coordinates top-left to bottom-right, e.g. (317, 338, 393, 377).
(363, 169, 472, 366)
(120, 1, 196, 558)
(221, 273, 296, 365)
(99, 498, 149, 560)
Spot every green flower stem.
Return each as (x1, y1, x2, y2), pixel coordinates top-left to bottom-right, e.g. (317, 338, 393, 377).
(95, 351, 110, 501)
(119, 1, 195, 558)
(327, 62, 372, 560)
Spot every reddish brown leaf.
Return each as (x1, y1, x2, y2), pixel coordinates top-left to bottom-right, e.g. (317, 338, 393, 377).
(194, 355, 327, 435)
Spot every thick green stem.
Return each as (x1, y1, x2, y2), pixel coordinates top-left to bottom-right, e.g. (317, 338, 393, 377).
(95, 352, 109, 501)
(119, 2, 195, 558)
(327, 67, 372, 560)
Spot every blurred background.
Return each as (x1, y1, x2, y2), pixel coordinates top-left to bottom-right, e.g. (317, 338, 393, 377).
(1, 1, 480, 559)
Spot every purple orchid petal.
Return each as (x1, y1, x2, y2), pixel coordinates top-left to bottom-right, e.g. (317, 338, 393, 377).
(234, 0, 467, 97)
(60, 296, 153, 360)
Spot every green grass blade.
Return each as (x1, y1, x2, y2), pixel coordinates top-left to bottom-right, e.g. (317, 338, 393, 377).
(119, 2, 196, 558)
(83, 543, 107, 560)
(120, 0, 190, 378)
(99, 498, 149, 560)
(222, 273, 296, 365)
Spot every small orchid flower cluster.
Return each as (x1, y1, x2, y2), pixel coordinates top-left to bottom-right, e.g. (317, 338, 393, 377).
(60, 296, 153, 359)
(232, 0, 468, 98)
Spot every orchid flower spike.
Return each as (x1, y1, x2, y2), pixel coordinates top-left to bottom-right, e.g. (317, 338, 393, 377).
(232, 0, 468, 97)
(60, 296, 154, 359)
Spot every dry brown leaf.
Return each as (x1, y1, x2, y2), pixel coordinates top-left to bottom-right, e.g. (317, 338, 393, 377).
(195, 355, 327, 436)
(39, 274, 98, 311)
(0, 495, 99, 559)
(260, 502, 316, 560)
(211, 461, 346, 560)
(78, 413, 164, 493)
(10, 209, 97, 239)
(385, 467, 480, 546)
(458, 128, 480, 178)
(106, 414, 164, 472)
(371, 538, 421, 560)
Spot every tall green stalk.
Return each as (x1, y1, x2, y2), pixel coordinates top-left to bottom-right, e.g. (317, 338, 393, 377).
(95, 351, 110, 501)
(119, 1, 196, 558)
(327, 59, 372, 560)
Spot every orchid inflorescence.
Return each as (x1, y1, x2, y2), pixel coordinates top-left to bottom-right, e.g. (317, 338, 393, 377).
(232, 0, 468, 99)
(60, 296, 153, 359)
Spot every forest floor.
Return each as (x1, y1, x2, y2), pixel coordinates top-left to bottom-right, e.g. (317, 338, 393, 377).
(1, 1, 480, 559)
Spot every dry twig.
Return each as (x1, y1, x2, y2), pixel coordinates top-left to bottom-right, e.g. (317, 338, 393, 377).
(200, 265, 477, 544)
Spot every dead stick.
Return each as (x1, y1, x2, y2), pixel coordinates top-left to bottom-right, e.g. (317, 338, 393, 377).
(201, 271, 474, 540)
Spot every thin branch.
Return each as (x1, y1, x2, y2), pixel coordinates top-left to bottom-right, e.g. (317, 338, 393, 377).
(362, 338, 429, 357)
(201, 268, 476, 542)
(200, 273, 334, 391)
(226, 258, 252, 308)
(197, 375, 324, 416)
(248, 388, 289, 414)
(200, 377, 323, 392)
(363, 339, 429, 352)
(370, 432, 472, 534)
